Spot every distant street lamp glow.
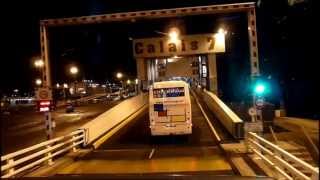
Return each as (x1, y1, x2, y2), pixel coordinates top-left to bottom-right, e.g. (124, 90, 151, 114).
(135, 79, 138, 85)
(127, 79, 131, 84)
(70, 66, 79, 75)
(34, 59, 44, 68)
(63, 83, 68, 88)
(116, 72, 123, 79)
(56, 83, 60, 88)
(35, 79, 42, 86)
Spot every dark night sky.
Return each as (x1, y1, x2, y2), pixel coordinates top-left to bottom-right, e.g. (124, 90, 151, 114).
(1, 0, 317, 118)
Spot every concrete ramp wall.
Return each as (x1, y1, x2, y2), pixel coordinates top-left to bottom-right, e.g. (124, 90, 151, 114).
(80, 93, 148, 145)
(203, 89, 244, 139)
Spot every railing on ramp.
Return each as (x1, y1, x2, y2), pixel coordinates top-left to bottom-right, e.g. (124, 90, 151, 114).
(1, 130, 85, 178)
(247, 132, 319, 180)
(1, 93, 148, 178)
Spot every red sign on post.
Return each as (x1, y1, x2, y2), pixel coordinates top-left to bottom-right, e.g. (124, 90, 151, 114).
(35, 88, 53, 112)
(36, 88, 52, 101)
(38, 100, 52, 112)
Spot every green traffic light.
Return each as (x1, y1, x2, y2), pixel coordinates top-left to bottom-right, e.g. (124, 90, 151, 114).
(254, 84, 265, 94)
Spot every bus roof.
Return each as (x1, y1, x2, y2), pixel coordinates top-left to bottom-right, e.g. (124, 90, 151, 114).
(153, 81, 188, 89)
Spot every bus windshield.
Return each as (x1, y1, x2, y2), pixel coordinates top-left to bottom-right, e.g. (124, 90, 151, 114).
(153, 87, 185, 98)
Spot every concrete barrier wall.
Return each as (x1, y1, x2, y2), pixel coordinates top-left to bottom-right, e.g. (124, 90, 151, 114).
(80, 93, 148, 145)
(202, 89, 244, 138)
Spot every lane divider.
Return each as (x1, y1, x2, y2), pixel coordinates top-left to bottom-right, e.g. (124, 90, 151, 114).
(191, 90, 221, 142)
(92, 104, 148, 149)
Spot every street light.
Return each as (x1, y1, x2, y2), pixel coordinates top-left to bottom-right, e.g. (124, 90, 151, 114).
(135, 79, 138, 85)
(56, 83, 60, 88)
(34, 59, 44, 68)
(69, 66, 79, 96)
(35, 79, 42, 86)
(70, 66, 79, 75)
(116, 72, 123, 79)
(116, 72, 124, 98)
(168, 27, 180, 43)
(127, 79, 131, 85)
(63, 83, 68, 88)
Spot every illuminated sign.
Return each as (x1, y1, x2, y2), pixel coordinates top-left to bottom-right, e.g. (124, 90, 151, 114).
(153, 87, 185, 98)
(37, 100, 52, 112)
(133, 33, 225, 58)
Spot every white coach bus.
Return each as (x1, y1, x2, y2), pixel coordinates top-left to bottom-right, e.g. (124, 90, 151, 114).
(149, 80, 192, 136)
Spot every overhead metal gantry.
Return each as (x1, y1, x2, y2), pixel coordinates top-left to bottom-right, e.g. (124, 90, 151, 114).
(39, 2, 260, 88)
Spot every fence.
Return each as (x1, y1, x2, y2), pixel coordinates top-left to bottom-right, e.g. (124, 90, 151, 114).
(247, 132, 319, 180)
(1, 129, 85, 178)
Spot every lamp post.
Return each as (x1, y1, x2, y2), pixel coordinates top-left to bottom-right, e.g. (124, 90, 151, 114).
(116, 72, 124, 98)
(63, 83, 68, 101)
(135, 78, 139, 95)
(69, 66, 78, 96)
(116, 72, 123, 88)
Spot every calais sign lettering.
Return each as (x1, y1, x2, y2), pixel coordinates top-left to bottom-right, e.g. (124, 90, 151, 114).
(133, 33, 225, 58)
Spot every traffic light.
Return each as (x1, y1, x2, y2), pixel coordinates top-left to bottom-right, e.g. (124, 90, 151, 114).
(254, 83, 266, 95)
(252, 80, 269, 96)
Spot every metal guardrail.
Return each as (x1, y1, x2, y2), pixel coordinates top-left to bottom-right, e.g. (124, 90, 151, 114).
(80, 93, 148, 145)
(1, 129, 85, 178)
(247, 132, 319, 180)
(201, 89, 244, 138)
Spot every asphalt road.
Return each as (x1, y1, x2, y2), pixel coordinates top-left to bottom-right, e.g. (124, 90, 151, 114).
(98, 95, 225, 150)
(1, 98, 121, 154)
(48, 95, 235, 175)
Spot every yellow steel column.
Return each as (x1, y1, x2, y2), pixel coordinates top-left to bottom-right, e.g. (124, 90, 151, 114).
(40, 24, 51, 88)
(207, 54, 218, 94)
(247, 7, 260, 77)
(136, 58, 147, 91)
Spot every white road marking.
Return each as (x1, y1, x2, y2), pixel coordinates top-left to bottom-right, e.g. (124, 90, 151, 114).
(149, 148, 155, 159)
(191, 90, 221, 142)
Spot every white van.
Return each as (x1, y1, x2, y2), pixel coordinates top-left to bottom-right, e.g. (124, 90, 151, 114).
(149, 81, 192, 136)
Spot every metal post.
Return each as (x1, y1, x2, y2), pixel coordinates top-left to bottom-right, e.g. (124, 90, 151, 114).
(269, 126, 279, 144)
(72, 135, 77, 152)
(245, 132, 251, 153)
(40, 24, 54, 140)
(46, 145, 53, 165)
(6, 159, 14, 177)
(252, 133, 261, 155)
(45, 111, 53, 140)
(63, 88, 67, 101)
(311, 168, 319, 180)
(247, 7, 263, 126)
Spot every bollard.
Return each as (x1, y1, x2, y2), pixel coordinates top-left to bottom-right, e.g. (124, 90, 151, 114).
(6, 159, 15, 177)
(46, 145, 53, 165)
(72, 135, 77, 152)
